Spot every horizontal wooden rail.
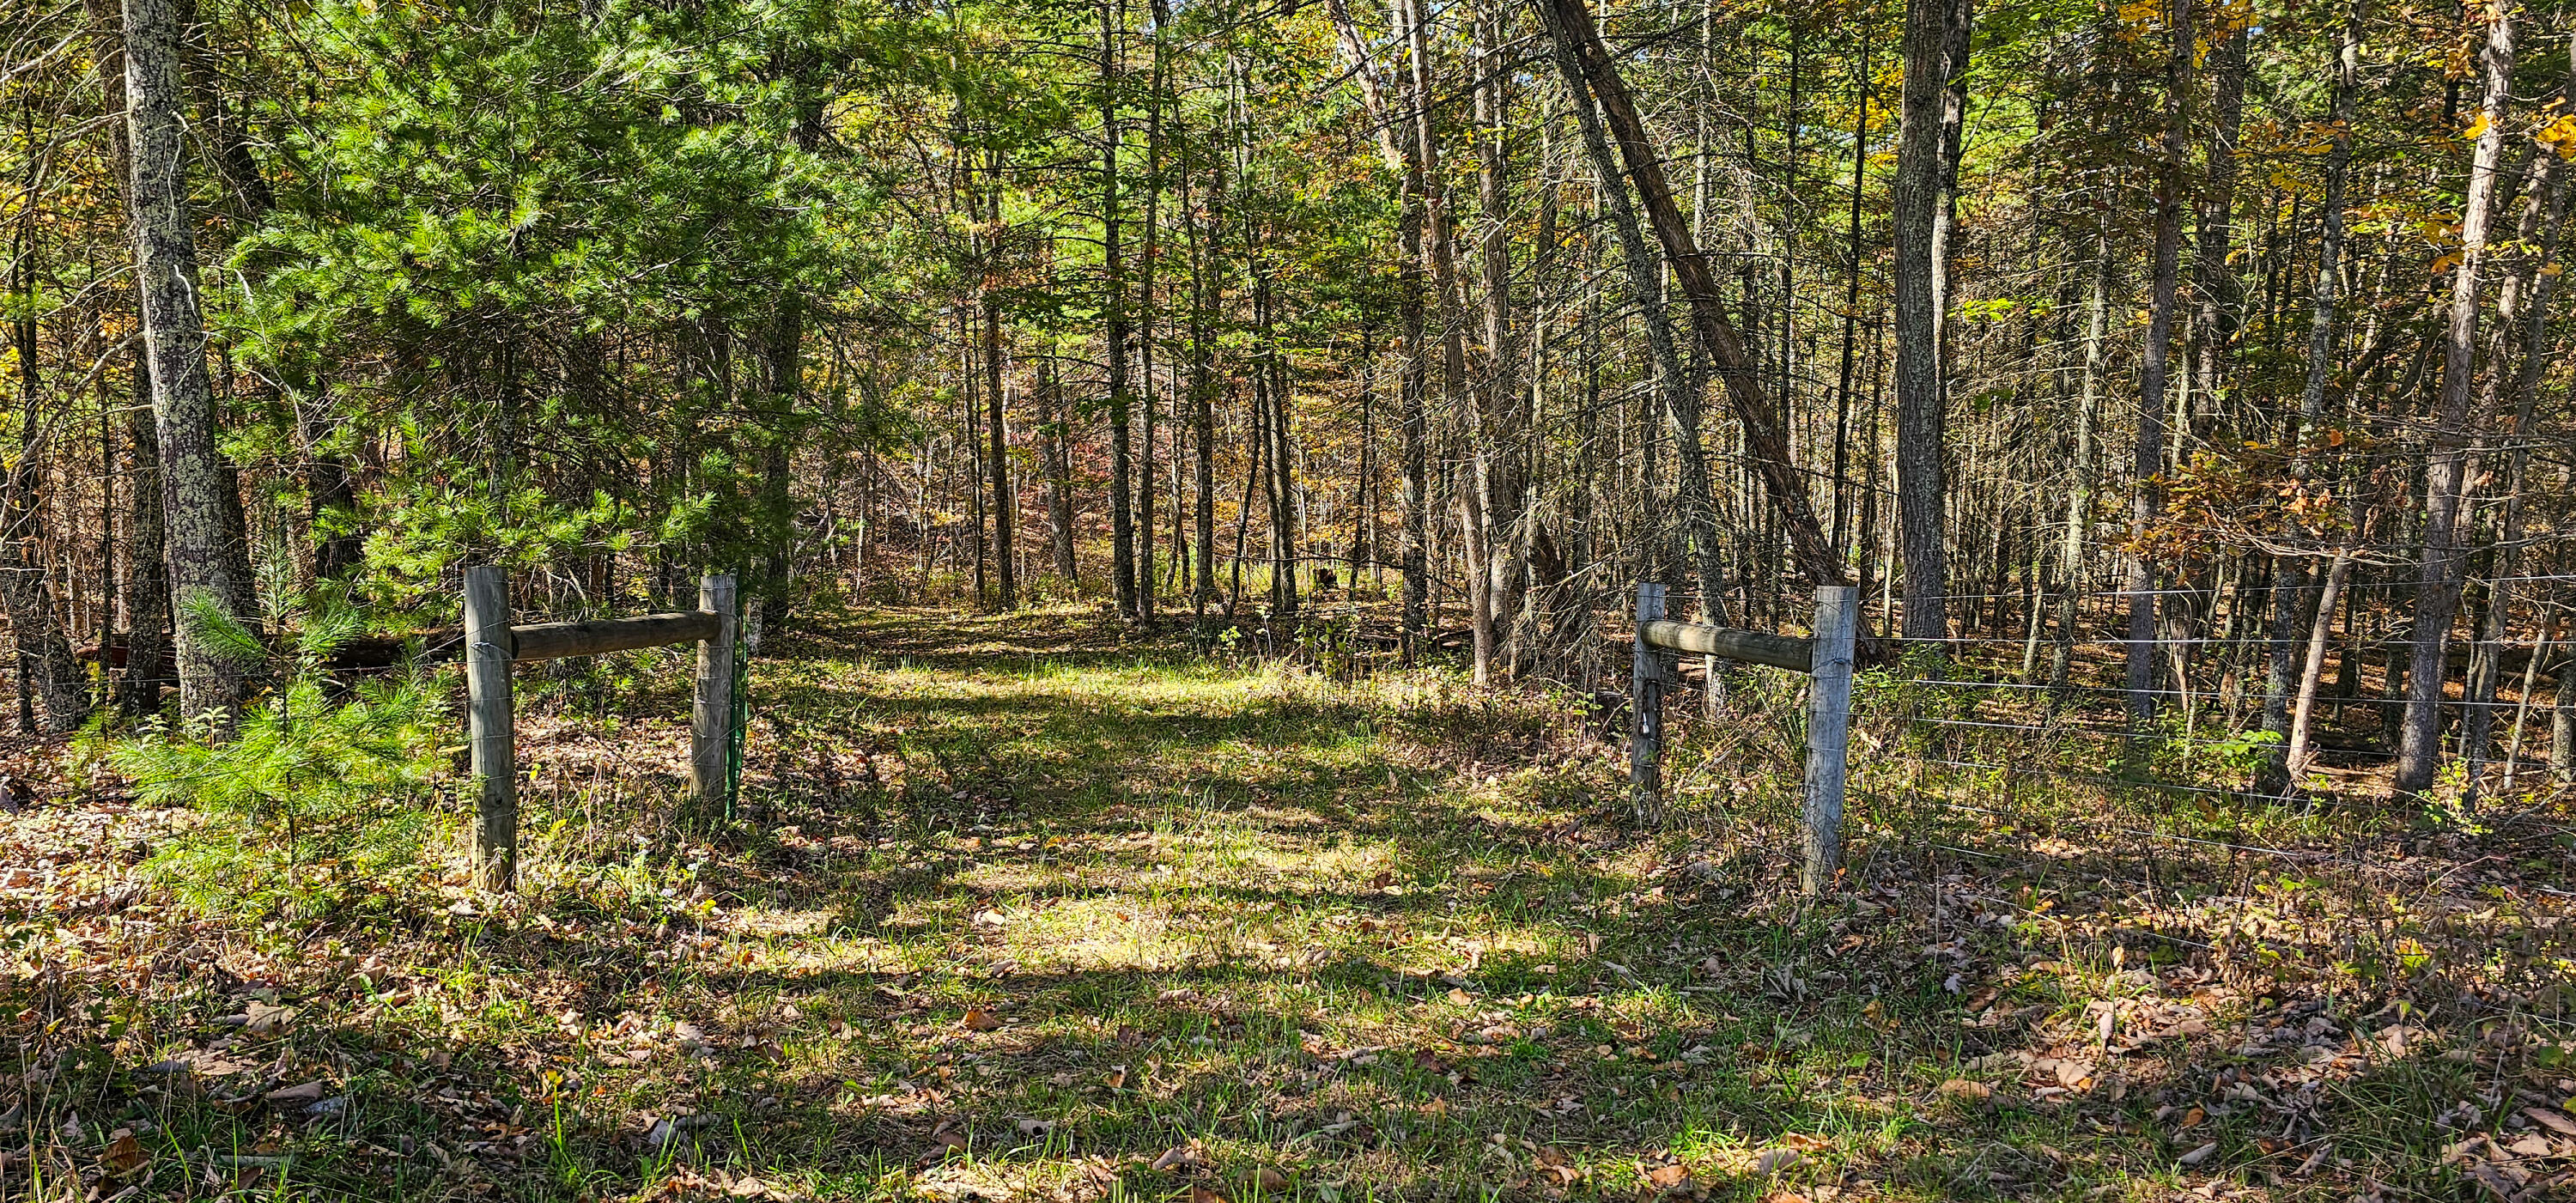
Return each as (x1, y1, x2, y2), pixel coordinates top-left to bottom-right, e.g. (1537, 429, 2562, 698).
(507, 611, 721, 662)
(1637, 619, 1814, 672)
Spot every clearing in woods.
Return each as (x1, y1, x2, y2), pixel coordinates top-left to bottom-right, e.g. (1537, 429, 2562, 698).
(6, 606, 2573, 1201)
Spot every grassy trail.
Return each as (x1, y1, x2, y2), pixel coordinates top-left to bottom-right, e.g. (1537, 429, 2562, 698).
(6, 608, 2567, 1202)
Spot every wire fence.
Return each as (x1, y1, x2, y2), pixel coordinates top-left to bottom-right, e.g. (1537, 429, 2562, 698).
(1617, 572, 2576, 990)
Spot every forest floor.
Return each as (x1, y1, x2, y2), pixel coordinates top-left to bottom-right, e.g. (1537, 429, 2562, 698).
(4, 605, 2576, 1202)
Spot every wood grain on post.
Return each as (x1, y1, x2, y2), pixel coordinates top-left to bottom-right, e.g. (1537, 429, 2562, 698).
(689, 574, 738, 811)
(510, 611, 720, 662)
(463, 566, 516, 892)
(1631, 582, 1667, 811)
(1801, 585, 1860, 896)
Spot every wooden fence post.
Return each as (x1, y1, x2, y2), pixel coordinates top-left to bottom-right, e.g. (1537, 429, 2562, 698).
(1801, 584, 1859, 895)
(1631, 582, 1668, 811)
(690, 573, 738, 812)
(464, 565, 516, 891)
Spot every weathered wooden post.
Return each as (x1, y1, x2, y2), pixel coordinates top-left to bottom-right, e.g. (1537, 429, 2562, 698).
(464, 565, 516, 891)
(1801, 584, 1859, 895)
(1630, 582, 1668, 811)
(689, 573, 738, 812)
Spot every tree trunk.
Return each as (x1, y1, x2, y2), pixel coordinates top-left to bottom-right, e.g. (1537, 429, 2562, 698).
(120, 0, 254, 726)
(2396, 4, 2513, 796)
(1228, 380, 1263, 617)
(984, 266, 1014, 612)
(118, 357, 171, 716)
(2190, 24, 2247, 432)
(1893, 0, 1962, 642)
(1137, 3, 1169, 628)
(1472, 1, 1523, 682)
(2124, 0, 2192, 724)
(84, 0, 169, 720)
(1191, 263, 1217, 613)
(1101, 0, 1136, 620)
(2286, 548, 2354, 775)
(2555, 610, 2576, 780)
(2461, 146, 2565, 798)
(1534, 0, 1727, 635)
(2259, 0, 2360, 787)
(1533, 0, 1844, 587)
(4, 305, 90, 733)
(1325, 0, 1430, 650)
(1044, 357, 1077, 585)
(1352, 327, 1376, 597)
(1832, 36, 1871, 556)
(2053, 226, 2111, 693)
(1184, 147, 1218, 611)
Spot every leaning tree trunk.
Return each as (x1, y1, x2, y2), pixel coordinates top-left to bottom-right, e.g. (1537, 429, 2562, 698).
(120, 0, 254, 727)
(1534, 0, 1844, 587)
(2287, 547, 2357, 774)
(1534, 2, 1727, 636)
(2396, 4, 2514, 796)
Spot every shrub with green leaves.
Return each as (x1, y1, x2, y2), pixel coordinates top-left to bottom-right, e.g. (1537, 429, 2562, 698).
(111, 600, 452, 920)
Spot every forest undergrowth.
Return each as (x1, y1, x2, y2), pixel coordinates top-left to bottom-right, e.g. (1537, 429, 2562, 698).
(2, 606, 2573, 1202)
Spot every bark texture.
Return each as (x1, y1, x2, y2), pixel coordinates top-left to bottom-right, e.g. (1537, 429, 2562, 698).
(120, 0, 254, 726)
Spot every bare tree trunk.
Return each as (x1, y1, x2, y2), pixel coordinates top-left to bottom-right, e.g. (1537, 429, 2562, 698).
(1471, 1, 1523, 682)
(1264, 313, 1299, 616)
(1186, 157, 1218, 613)
(1137, 3, 1169, 628)
(1228, 380, 1263, 617)
(1043, 357, 1076, 585)
(1832, 36, 1871, 556)
(120, 0, 254, 726)
(2053, 226, 2111, 691)
(1325, 0, 1430, 650)
(2286, 548, 2354, 775)
(1352, 327, 1376, 597)
(959, 313, 988, 608)
(2397, 4, 2513, 796)
(1395, 0, 1471, 649)
(1930, 0, 1970, 367)
(2124, 0, 2192, 724)
(4, 301, 90, 733)
(2190, 24, 2247, 428)
(2460, 39, 2573, 797)
(984, 265, 1014, 611)
(1533, 0, 1844, 587)
(2460, 149, 2563, 796)
(2260, 0, 2361, 787)
(1533, 0, 1726, 635)
(118, 362, 171, 715)
(1893, 0, 1963, 641)
(1102, 0, 1136, 620)
(2555, 605, 2576, 780)
(85, 1, 172, 719)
